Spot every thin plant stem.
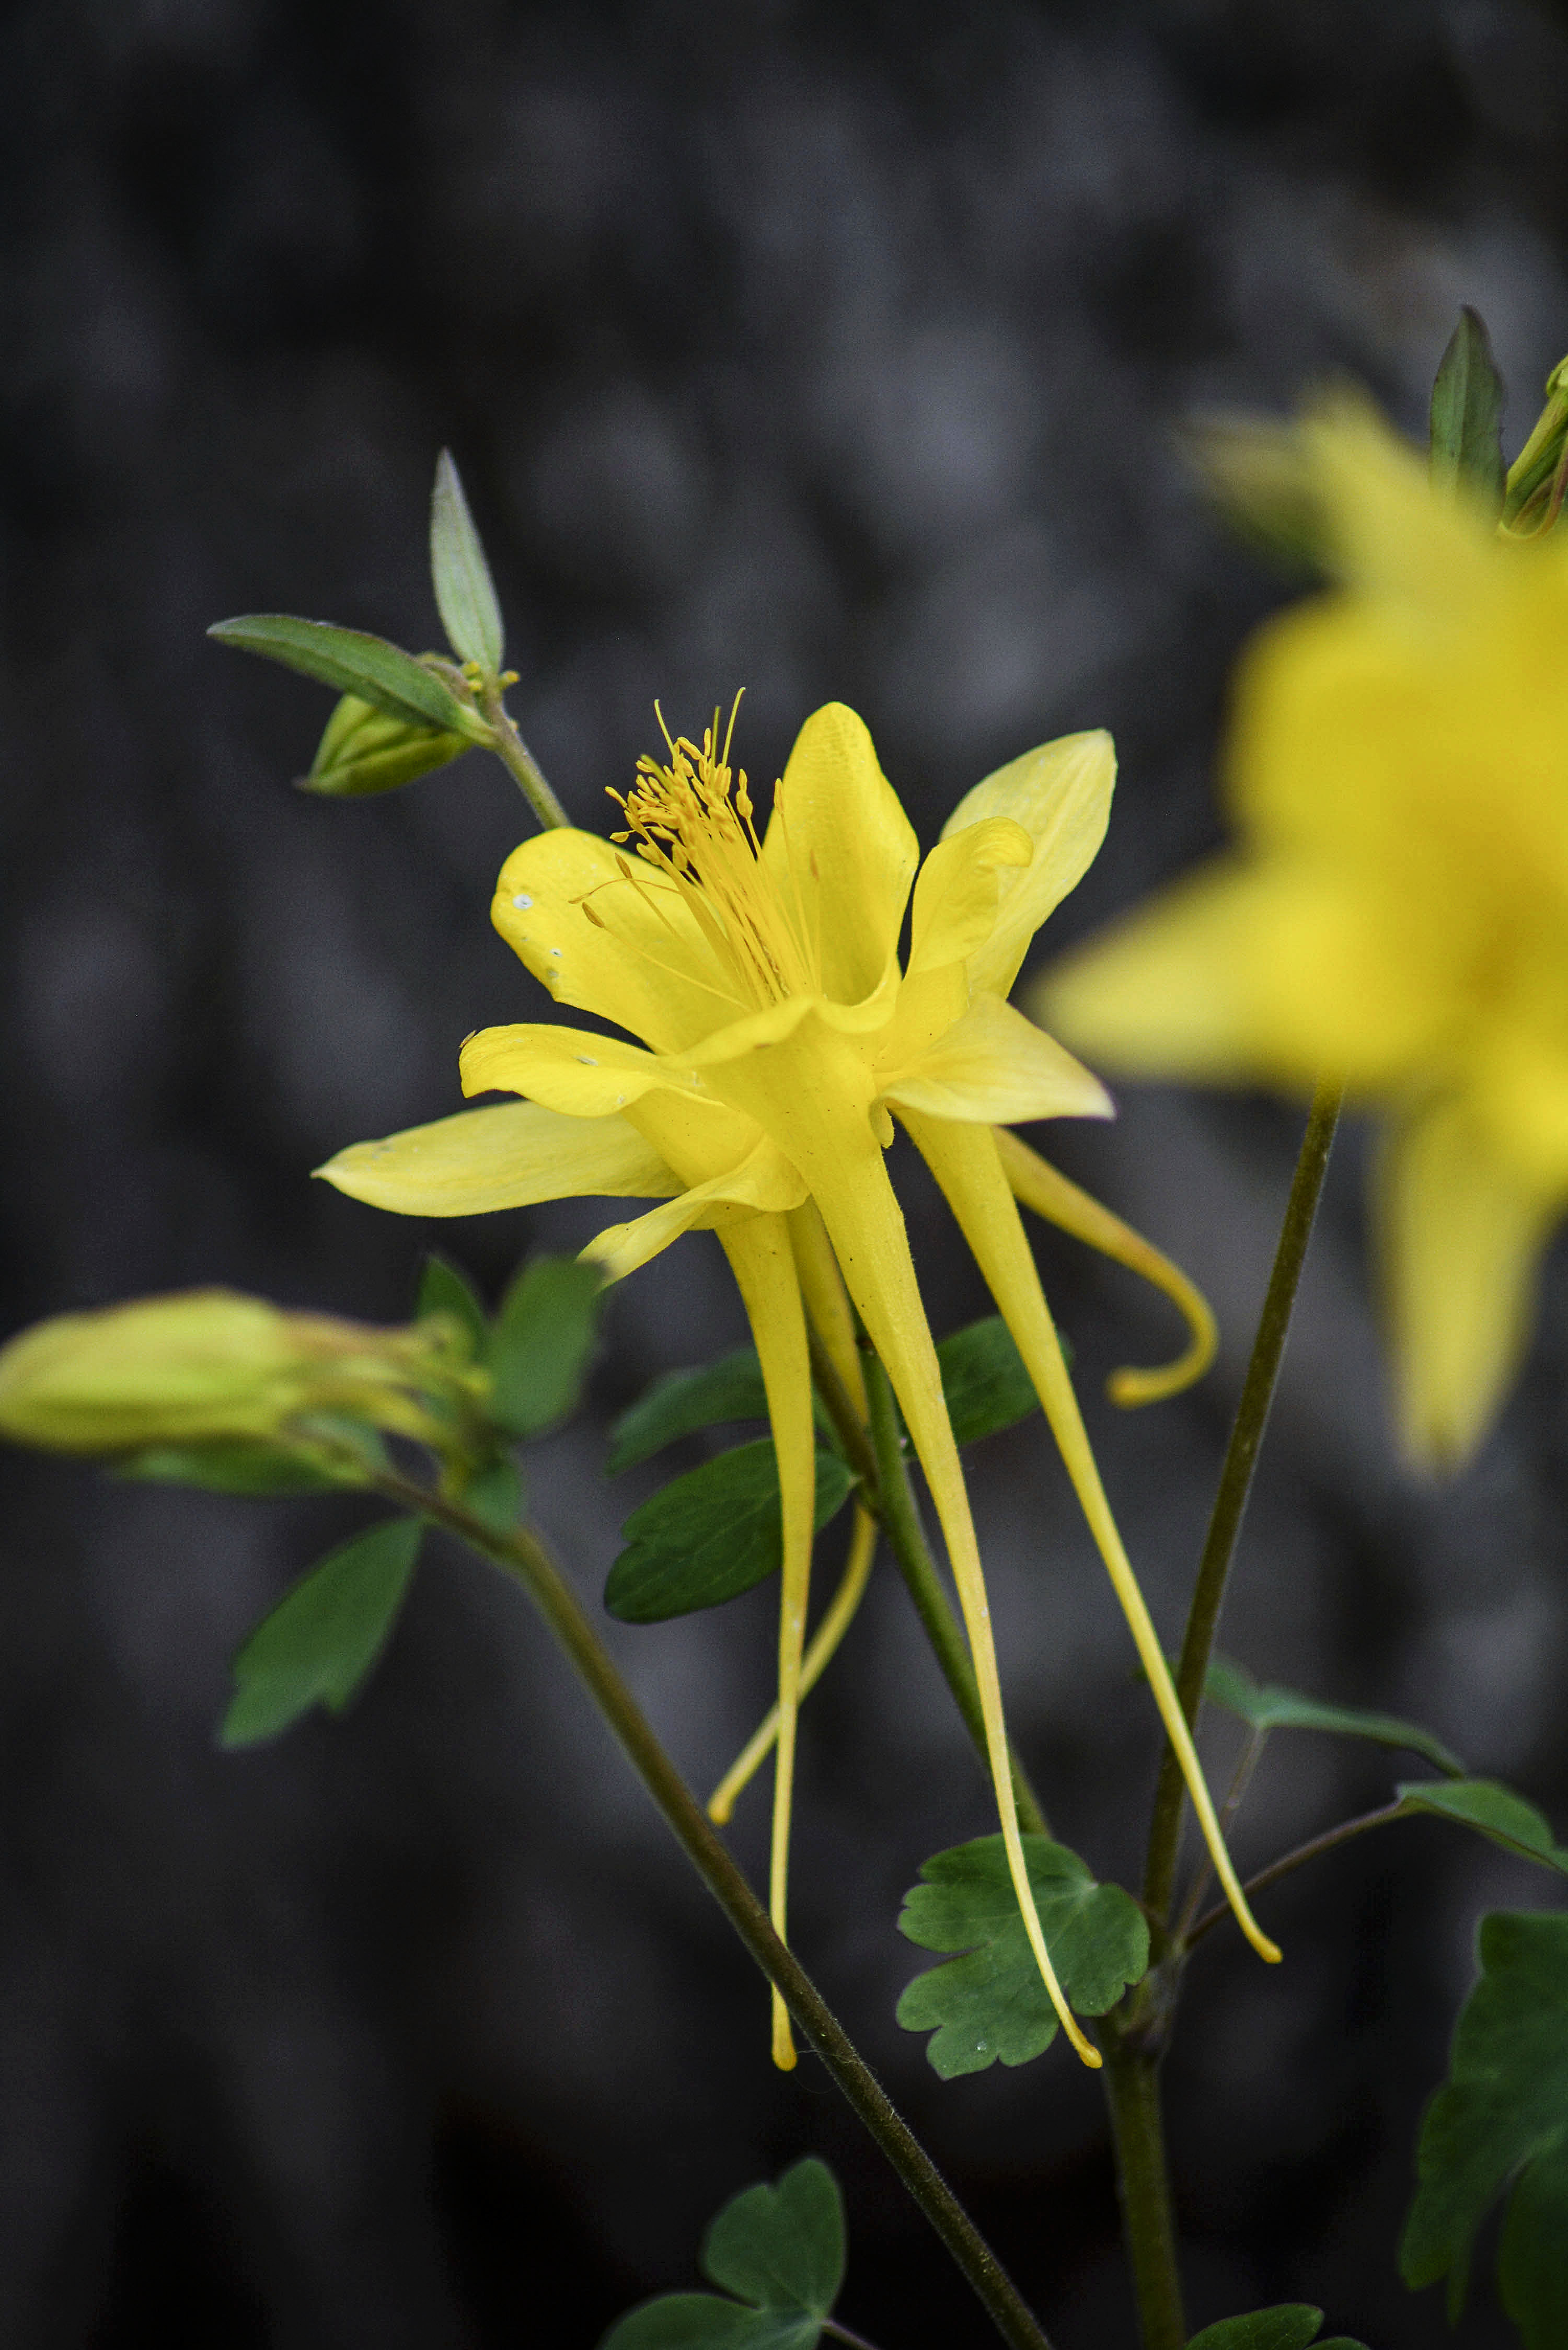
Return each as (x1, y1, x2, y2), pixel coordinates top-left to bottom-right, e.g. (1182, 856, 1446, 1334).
(369, 1469, 1055, 2350)
(823, 2322, 889, 2350)
(1184, 1799, 1408, 1951)
(857, 1346, 1051, 1839)
(1143, 1078, 1343, 1928)
(476, 676, 572, 830)
(1099, 2023, 1186, 2350)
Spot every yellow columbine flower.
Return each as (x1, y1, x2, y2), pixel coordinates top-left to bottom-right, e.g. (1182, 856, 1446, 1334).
(322, 701, 1273, 2068)
(1041, 398, 1568, 1470)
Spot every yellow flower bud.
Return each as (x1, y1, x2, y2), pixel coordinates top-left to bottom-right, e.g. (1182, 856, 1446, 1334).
(0, 1289, 480, 1457)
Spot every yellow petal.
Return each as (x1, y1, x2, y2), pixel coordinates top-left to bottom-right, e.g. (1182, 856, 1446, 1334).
(761, 705, 918, 1006)
(941, 731, 1115, 996)
(718, 1214, 817, 2071)
(492, 828, 736, 1052)
(902, 1112, 1280, 1969)
(795, 1104, 1103, 2068)
(582, 1134, 806, 1281)
(708, 1505, 877, 1825)
(1038, 860, 1446, 1092)
(880, 995, 1113, 1125)
(317, 1100, 680, 1217)
(907, 817, 1032, 978)
(1377, 1097, 1557, 1469)
(625, 1088, 767, 1188)
(459, 1024, 695, 1118)
(994, 1128, 1216, 1405)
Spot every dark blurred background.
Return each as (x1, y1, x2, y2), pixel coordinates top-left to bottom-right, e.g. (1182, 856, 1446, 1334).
(3, 1, 1567, 2343)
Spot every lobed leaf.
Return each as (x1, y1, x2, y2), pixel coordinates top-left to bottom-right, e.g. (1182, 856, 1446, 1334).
(608, 1348, 771, 1474)
(220, 1517, 422, 1747)
(430, 449, 505, 674)
(605, 1442, 855, 1623)
(1206, 1655, 1464, 1776)
(1402, 1910, 1568, 2346)
(1428, 306, 1506, 516)
(208, 614, 481, 734)
(1394, 1779, 1568, 1875)
(487, 1255, 605, 1439)
(935, 1315, 1041, 1448)
(601, 2297, 812, 2349)
(702, 2159, 845, 2316)
(1186, 2310, 1363, 2350)
(601, 2160, 845, 2350)
(896, 1835, 1148, 2078)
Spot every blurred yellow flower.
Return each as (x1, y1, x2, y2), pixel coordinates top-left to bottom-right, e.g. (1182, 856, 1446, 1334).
(324, 700, 1270, 2066)
(1041, 399, 1568, 1468)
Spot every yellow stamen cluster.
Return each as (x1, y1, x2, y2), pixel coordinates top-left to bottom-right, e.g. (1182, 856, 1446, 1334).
(599, 700, 820, 1011)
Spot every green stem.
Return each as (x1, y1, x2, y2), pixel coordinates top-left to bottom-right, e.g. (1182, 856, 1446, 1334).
(823, 2322, 887, 2350)
(476, 676, 571, 830)
(856, 1347, 1051, 1838)
(1184, 1799, 1407, 1951)
(371, 1470, 1055, 2350)
(1142, 1078, 1343, 1926)
(1099, 2025, 1186, 2350)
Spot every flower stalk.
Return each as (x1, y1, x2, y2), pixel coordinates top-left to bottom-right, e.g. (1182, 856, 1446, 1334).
(367, 1466, 1056, 2350)
(1143, 1077, 1343, 1930)
(474, 671, 571, 831)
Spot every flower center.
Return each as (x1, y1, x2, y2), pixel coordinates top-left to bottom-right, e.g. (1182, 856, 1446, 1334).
(593, 701, 820, 1012)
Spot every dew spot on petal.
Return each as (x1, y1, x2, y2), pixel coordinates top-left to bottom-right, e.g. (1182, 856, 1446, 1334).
(511, 893, 533, 911)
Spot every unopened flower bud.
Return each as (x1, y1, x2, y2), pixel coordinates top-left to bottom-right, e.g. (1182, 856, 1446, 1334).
(303, 691, 471, 799)
(0, 1289, 485, 1458)
(1500, 354, 1568, 538)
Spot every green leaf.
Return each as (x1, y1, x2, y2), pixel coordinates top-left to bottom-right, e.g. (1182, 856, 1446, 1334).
(302, 691, 470, 798)
(937, 1315, 1042, 1448)
(417, 1253, 488, 1358)
(1395, 1779, 1568, 1875)
(605, 1442, 856, 1623)
(607, 1349, 770, 1474)
(607, 1347, 841, 1476)
(459, 1454, 524, 1534)
(702, 2159, 845, 2316)
(1206, 1655, 1465, 1776)
(208, 614, 482, 735)
(114, 1441, 351, 1495)
(896, 1835, 1149, 2078)
(601, 2296, 811, 2349)
(1429, 306, 1506, 516)
(601, 2161, 843, 2350)
(1186, 2312, 1364, 2350)
(1402, 1910, 1568, 2344)
(486, 1255, 605, 1439)
(219, 1517, 422, 1747)
(430, 449, 505, 675)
